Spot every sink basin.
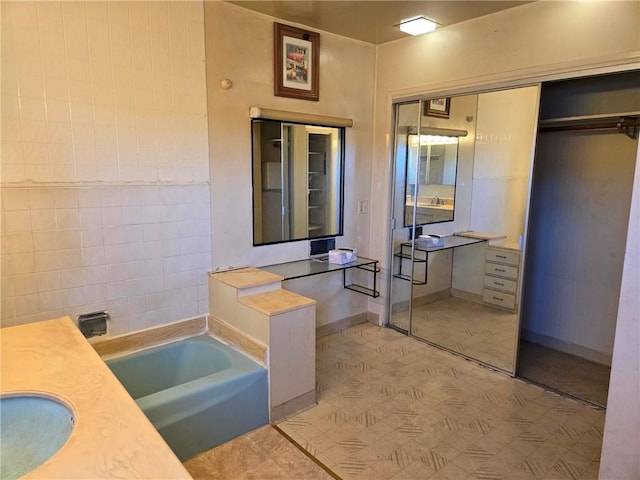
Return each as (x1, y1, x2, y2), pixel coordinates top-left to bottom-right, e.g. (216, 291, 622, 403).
(0, 395, 74, 479)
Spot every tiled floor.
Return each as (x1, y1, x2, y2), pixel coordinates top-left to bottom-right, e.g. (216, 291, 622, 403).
(392, 297, 518, 372)
(279, 323, 604, 480)
(184, 425, 335, 480)
(517, 341, 610, 408)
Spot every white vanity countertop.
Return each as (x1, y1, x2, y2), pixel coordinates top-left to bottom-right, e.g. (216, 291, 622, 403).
(455, 232, 521, 252)
(455, 231, 507, 241)
(0, 317, 192, 479)
(491, 241, 521, 252)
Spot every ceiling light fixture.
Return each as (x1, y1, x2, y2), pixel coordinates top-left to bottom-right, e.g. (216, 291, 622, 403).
(398, 16, 437, 36)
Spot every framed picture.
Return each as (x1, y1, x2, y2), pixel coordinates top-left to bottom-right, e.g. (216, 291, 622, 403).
(424, 98, 451, 118)
(274, 23, 319, 101)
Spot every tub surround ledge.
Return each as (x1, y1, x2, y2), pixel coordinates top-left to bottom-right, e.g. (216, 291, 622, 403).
(92, 315, 207, 359)
(0, 316, 191, 479)
(208, 268, 317, 421)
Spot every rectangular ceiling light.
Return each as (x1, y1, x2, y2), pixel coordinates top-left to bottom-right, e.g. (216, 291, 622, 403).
(399, 16, 437, 36)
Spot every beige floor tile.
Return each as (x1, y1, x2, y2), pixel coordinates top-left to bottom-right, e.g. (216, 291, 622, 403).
(234, 458, 292, 480)
(431, 462, 472, 479)
(184, 425, 334, 480)
(390, 460, 438, 479)
(278, 324, 604, 480)
(578, 461, 600, 480)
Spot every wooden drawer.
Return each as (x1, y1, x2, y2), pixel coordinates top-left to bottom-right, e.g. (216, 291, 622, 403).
(484, 263, 519, 280)
(483, 275, 517, 294)
(482, 289, 516, 310)
(486, 248, 520, 266)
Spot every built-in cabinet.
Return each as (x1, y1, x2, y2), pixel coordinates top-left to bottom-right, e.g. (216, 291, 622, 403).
(307, 131, 332, 236)
(482, 245, 521, 311)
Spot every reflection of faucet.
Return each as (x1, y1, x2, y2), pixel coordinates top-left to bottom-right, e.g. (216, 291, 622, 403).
(431, 193, 440, 205)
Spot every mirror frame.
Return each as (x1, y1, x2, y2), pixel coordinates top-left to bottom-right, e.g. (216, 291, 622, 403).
(251, 118, 346, 246)
(403, 124, 466, 227)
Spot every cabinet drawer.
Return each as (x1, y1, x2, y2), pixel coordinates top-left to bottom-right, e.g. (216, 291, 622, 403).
(482, 289, 516, 310)
(483, 275, 517, 293)
(486, 248, 520, 266)
(484, 263, 519, 279)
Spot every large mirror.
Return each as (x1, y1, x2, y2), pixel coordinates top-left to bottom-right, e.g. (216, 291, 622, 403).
(403, 127, 465, 226)
(388, 86, 540, 375)
(252, 119, 345, 245)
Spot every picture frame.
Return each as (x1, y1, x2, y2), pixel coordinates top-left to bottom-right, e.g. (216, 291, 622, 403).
(274, 22, 320, 101)
(424, 98, 451, 118)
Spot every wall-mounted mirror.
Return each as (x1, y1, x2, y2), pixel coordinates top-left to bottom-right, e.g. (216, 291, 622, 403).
(404, 127, 465, 226)
(252, 119, 345, 245)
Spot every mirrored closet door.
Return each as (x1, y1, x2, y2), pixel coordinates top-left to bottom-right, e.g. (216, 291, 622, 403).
(387, 87, 540, 375)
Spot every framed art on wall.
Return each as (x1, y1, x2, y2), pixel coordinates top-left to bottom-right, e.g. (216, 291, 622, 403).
(274, 23, 319, 101)
(424, 97, 451, 118)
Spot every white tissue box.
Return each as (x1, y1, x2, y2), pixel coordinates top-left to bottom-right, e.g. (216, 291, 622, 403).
(417, 235, 444, 248)
(328, 248, 357, 264)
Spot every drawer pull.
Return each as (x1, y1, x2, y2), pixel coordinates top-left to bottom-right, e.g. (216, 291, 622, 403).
(494, 282, 504, 286)
(496, 255, 507, 259)
(492, 296, 504, 301)
(495, 268, 506, 272)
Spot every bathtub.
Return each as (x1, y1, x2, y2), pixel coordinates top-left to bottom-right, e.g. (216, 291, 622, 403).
(105, 334, 268, 460)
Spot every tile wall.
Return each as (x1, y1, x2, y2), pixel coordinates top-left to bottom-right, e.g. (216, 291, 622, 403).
(1, 1, 211, 334)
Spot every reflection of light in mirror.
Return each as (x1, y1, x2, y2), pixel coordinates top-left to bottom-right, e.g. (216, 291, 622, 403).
(408, 134, 459, 146)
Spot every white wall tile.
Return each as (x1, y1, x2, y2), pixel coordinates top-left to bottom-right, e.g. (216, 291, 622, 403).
(36, 271, 61, 292)
(56, 208, 82, 229)
(2, 211, 31, 233)
(60, 268, 86, 289)
(2, 2, 210, 334)
(2, 233, 34, 254)
(30, 209, 55, 231)
(14, 293, 40, 316)
(31, 230, 58, 253)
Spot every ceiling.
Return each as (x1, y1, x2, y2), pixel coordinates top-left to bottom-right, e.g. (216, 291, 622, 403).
(226, 1, 532, 45)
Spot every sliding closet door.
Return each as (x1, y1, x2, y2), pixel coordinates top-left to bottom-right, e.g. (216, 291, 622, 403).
(388, 101, 421, 332)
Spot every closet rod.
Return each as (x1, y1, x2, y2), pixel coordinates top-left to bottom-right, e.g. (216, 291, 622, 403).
(538, 117, 640, 139)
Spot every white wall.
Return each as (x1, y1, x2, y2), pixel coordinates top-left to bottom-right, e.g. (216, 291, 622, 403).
(600, 145, 640, 479)
(470, 87, 538, 245)
(203, 2, 377, 326)
(0, 1, 211, 334)
(522, 130, 637, 364)
(204, 2, 376, 269)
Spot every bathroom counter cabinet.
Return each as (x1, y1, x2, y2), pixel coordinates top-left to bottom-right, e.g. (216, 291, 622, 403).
(0, 317, 192, 479)
(482, 245, 521, 311)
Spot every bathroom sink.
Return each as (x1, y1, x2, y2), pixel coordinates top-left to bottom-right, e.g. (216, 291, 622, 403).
(0, 395, 74, 479)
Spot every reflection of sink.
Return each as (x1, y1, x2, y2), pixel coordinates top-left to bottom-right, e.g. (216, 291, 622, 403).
(0, 395, 74, 479)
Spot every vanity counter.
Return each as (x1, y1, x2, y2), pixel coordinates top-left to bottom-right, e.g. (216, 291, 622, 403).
(0, 317, 191, 479)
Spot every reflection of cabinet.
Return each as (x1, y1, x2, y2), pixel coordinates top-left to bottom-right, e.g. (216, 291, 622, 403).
(307, 133, 328, 235)
(307, 130, 335, 238)
(482, 246, 521, 311)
